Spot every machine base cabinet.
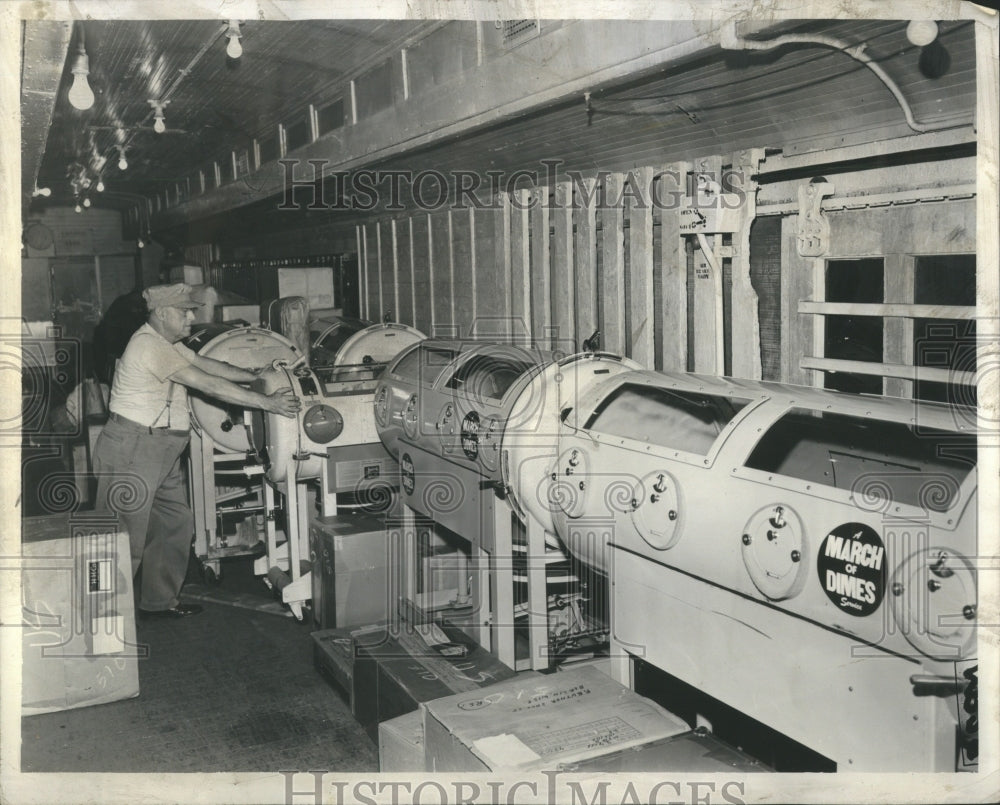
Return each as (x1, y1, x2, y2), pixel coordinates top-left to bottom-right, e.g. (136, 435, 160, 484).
(310, 513, 390, 629)
(21, 515, 140, 714)
(421, 665, 689, 772)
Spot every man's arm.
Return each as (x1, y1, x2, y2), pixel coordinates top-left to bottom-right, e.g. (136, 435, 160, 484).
(170, 363, 301, 417)
(189, 353, 259, 383)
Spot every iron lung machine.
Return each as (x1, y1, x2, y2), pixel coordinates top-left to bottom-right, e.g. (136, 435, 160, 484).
(373, 339, 640, 669)
(507, 370, 979, 771)
(249, 321, 426, 485)
(244, 321, 425, 616)
(184, 325, 305, 582)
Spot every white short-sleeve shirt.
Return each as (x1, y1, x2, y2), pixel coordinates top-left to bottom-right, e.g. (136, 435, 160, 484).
(109, 323, 197, 429)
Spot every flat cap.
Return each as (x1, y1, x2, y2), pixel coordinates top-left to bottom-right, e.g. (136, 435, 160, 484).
(143, 283, 203, 310)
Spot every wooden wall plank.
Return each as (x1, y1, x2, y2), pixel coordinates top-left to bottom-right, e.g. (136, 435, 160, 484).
(451, 209, 473, 337)
(659, 163, 688, 371)
(446, 211, 457, 335)
(411, 214, 431, 334)
(883, 253, 912, 398)
(356, 225, 367, 320)
(574, 176, 598, 350)
(498, 193, 513, 338)
(627, 166, 655, 367)
(474, 206, 506, 339)
(729, 149, 765, 379)
(393, 217, 414, 327)
(469, 207, 478, 328)
(600, 173, 626, 355)
(409, 217, 418, 327)
(390, 219, 402, 323)
(376, 220, 388, 321)
(530, 188, 552, 349)
(552, 181, 576, 354)
(691, 157, 722, 374)
(430, 211, 455, 336)
(781, 214, 814, 387)
(510, 190, 531, 342)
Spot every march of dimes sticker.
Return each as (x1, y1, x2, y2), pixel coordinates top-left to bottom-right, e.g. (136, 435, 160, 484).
(817, 522, 887, 617)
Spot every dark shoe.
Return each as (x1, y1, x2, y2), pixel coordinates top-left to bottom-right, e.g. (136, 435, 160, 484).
(139, 603, 204, 620)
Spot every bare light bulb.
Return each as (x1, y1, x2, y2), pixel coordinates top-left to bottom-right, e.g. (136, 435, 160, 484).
(83, 197, 91, 208)
(74, 203, 82, 213)
(226, 21, 243, 58)
(118, 155, 128, 171)
(32, 186, 52, 197)
(906, 20, 938, 48)
(153, 115, 166, 134)
(137, 237, 145, 248)
(96, 180, 105, 192)
(68, 50, 95, 110)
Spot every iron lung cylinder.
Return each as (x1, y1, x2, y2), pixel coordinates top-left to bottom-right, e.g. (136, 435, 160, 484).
(311, 319, 425, 368)
(521, 369, 978, 665)
(372, 340, 555, 471)
(499, 352, 642, 529)
(184, 324, 304, 452)
(250, 322, 425, 483)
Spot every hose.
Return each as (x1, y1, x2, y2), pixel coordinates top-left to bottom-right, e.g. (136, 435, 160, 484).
(719, 22, 948, 133)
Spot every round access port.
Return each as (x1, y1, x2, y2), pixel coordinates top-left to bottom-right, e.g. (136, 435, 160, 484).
(302, 404, 344, 443)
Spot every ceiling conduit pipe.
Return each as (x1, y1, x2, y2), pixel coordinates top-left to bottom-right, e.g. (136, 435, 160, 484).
(718, 21, 944, 133)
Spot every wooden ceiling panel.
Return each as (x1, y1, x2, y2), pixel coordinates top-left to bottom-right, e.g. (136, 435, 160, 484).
(25, 17, 976, 221)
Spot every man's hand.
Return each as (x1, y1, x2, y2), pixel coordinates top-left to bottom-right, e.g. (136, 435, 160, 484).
(266, 387, 302, 418)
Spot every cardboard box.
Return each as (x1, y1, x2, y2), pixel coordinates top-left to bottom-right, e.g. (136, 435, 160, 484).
(312, 621, 396, 712)
(21, 515, 140, 715)
(379, 710, 424, 771)
(310, 514, 389, 629)
(561, 728, 773, 772)
(352, 621, 518, 738)
(312, 627, 357, 706)
(422, 666, 690, 772)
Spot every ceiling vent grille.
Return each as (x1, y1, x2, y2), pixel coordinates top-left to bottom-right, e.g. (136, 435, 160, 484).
(502, 19, 540, 47)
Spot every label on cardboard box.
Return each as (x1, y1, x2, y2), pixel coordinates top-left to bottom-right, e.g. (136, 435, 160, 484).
(422, 666, 689, 772)
(91, 615, 126, 655)
(88, 559, 113, 593)
(473, 734, 541, 766)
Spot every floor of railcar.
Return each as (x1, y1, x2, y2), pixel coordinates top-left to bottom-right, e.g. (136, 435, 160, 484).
(20, 555, 379, 773)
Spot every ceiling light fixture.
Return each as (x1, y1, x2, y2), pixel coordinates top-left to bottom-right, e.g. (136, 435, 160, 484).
(148, 99, 170, 134)
(83, 197, 92, 208)
(225, 20, 243, 59)
(96, 179, 105, 192)
(74, 202, 83, 213)
(117, 147, 128, 171)
(906, 20, 939, 47)
(68, 29, 96, 111)
(32, 185, 52, 198)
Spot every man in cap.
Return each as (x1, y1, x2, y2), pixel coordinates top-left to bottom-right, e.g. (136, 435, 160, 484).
(93, 283, 301, 619)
